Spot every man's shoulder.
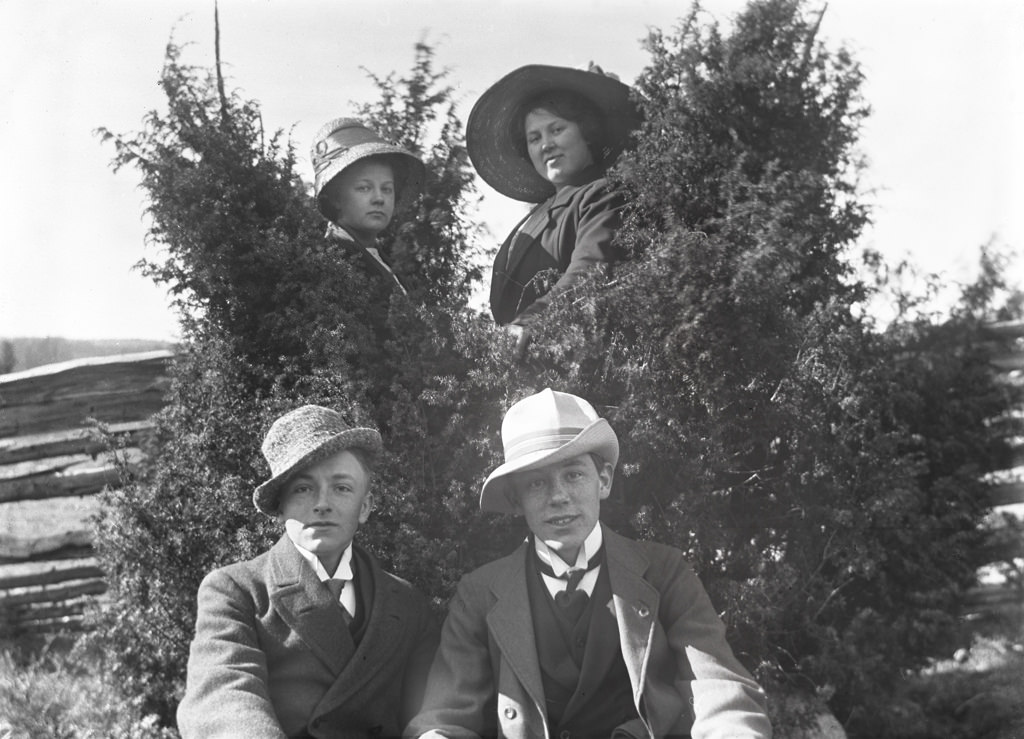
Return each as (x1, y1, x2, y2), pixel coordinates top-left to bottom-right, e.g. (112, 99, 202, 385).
(453, 546, 525, 593)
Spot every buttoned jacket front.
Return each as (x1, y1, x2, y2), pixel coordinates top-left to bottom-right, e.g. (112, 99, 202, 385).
(489, 175, 626, 327)
(178, 535, 438, 739)
(406, 526, 771, 739)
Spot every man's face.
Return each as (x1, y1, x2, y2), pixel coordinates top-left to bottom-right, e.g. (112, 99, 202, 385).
(509, 453, 612, 565)
(276, 449, 372, 572)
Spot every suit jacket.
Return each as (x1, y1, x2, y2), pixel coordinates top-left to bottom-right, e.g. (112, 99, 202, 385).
(489, 175, 625, 327)
(178, 535, 439, 739)
(405, 526, 771, 739)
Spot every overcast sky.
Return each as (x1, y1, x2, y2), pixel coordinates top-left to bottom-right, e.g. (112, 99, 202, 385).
(1, 0, 1021, 341)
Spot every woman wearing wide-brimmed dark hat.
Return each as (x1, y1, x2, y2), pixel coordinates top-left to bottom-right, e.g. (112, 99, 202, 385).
(467, 63, 642, 336)
(311, 118, 425, 295)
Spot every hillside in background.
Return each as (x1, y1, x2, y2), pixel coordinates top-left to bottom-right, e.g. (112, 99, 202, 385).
(0, 337, 176, 374)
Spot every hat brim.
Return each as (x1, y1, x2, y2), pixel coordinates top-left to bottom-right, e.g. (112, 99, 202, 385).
(253, 427, 382, 516)
(479, 418, 619, 514)
(466, 65, 642, 203)
(314, 144, 426, 221)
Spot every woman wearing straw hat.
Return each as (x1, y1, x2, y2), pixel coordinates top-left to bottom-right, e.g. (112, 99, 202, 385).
(311, 118, 425, 295)
(467, 63, 642, 341)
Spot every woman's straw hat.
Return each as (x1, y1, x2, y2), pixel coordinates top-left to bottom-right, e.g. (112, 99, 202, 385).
(311, 118, 426, 222)
(466, 64, 641, 203)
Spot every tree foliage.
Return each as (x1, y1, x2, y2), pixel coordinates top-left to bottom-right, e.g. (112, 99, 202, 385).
(90, 2, 1021, 734)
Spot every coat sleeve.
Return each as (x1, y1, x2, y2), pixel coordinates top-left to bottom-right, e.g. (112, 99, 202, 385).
(512, 180, 627, 327)
(403, 579, 496, 739)
(400, 591, 443, 728)
(655, 554, 773, 739)
(176, 569, 287, 739)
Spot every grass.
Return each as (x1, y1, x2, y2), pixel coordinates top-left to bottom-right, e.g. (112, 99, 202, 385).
(880, 598, 1024, 739)
(0, 635, 176, 739)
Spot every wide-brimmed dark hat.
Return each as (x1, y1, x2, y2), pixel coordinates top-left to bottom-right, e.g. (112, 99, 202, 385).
(480, 389, 619, 514)
(311, 118, 426, 222)
(466, 64, 642, 203)
(253, 405, 382, 516)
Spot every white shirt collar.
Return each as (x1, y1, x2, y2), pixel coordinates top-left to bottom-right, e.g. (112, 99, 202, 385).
(292, 541, 354, 583)
(533, 522, 603, 576)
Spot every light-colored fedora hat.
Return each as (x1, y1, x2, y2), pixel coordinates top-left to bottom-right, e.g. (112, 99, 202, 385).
(480, 389, 619, 514)
(253, 405, 382, 516)
(311, 118, 426, 222)
(466, 64, 642, 203)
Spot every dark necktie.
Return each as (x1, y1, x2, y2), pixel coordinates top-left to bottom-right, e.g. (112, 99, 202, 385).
(536, 546, 604, 613)
(325, 578, 353, 626)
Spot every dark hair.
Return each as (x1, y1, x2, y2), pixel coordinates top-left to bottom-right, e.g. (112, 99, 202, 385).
(317, 154, 405, 224)
(512, 89, 607, 166)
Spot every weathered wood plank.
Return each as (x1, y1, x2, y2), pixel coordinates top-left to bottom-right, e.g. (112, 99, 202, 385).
(0, 351, 171, 438)
(0, 449, 143, 503)
(0, 557, 102, 589)
(0, 529, 94, 559)
(2, 598, 92, 624)
(989, 481, 1024, 506)
(982, 319, 1024, 340)
(0, 421, 155, 465)
(0, 578, 107, 606)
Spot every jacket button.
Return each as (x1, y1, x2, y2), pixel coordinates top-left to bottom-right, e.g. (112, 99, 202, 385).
(560, 731, 571, 739)
(504, 706, 517, 719)
(637, 605, 650, 618)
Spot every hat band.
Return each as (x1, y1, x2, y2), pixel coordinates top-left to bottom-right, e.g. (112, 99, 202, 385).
(312, 128, 385, 174)
(504, 426, 586, 461)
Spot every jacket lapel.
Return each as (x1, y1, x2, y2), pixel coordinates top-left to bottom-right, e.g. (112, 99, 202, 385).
(317, 547, 406, 708)
(603, 527, 659, 716)
(486, 544, 547, 717)
(268, 535, 354, 675)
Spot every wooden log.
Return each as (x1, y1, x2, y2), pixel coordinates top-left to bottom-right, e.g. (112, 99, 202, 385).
(0, 351, 171, 438)
(989, 481, 1024, 506)
(2, 598, 91, 624)
(0, 529, 94, 559)
(0, 421, 155, 466)
(0, 577, 107, 606)
(0, 545, 94, 565)
(0, 449, 143, 503)
(982, 319, 1024, 340)
(0, 557, 102, 589)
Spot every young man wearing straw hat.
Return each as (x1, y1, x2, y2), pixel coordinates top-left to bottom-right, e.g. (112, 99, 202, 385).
(406, 390, 772, 739)
(178, 405, 438, 739)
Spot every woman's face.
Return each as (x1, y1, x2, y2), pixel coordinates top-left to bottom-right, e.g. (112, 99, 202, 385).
(524, 108, 595, 188)
(327, 158, 396, 241)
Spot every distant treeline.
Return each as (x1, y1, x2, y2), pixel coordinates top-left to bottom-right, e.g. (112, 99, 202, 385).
(0, 337, 176, 374)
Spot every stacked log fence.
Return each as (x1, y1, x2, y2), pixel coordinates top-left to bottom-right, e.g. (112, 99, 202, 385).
(0, 321, 1020, 639)
(0, 351, 172, 637)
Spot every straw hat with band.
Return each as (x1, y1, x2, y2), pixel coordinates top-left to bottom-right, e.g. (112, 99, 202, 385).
(253, 405, 382, 517)
(311, 118, 426, 223)
(480, 389, 619, 514)
(466, 64, 642, 203)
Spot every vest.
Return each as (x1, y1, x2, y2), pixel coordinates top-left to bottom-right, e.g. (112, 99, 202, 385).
(526, 550, 640, 737)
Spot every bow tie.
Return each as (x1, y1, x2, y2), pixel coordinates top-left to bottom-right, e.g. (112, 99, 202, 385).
(535, 545, 604, 595)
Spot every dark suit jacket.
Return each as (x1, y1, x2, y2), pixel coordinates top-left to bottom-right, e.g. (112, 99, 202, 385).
(405, 526, 772, 739)
(489, 176, 626, 327)
(178, 535, 439, 739)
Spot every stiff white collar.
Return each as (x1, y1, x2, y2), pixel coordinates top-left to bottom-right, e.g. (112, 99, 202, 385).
(534, 522, 603, 576)
(292, 540, 354, 583)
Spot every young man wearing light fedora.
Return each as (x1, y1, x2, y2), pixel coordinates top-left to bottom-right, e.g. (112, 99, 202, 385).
(406, 389, 772, 739)
(178, 405, 439, 739)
